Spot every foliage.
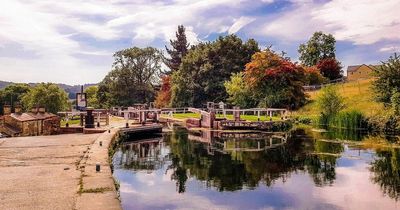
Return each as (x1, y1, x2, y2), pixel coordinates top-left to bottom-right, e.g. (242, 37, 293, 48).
(224, 72, 257, 108)
(391, 91, 400, 115)
(155, 75, 172, 108)
(164, 25, 190, 73)
(170, 34, 260, 107)
(244, 49, 307, 109)
(316, 58, 343, 80)
(304, 66, 327, 85)
(0, 83, 31, 114)
(84, 86, 99, 108)
(373, 53, 400, 105)
(298, 31, 336, 67)
(21, 83, 69, 114)
(370, 148, 400, 201)
(316, 85, 345, 117)
(98, 47, 163, 107)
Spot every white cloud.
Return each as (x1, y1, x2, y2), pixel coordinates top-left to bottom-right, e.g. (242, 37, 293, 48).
(228, 17, 256, 34)
(0, 0, 398, 84)
(379, 46, 400, 52)
(257, 0, 400, 45)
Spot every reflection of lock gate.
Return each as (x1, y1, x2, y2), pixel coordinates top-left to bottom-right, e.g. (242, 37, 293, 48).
(187, 130, 288, 155)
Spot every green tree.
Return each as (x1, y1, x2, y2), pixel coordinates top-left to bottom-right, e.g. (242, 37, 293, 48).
(317, 85, 345, 117)
(0, 83, 31, 114)
(373, 53, 400, 105)
(224, 72, 256, 108)
(170, 35, 259, 107)
(298, 31, 336, 67)
(164, 25, 190, 73)
(21, 83, 69, 114)
(98, 47, 163, 107)
(85, 86, 99, 108)
(391, 91, 400, 115)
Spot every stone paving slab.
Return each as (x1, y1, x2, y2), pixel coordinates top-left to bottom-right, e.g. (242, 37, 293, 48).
(0, 132, 121, 210)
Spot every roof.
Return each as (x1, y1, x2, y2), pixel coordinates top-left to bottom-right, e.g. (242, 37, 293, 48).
(347, 64, 380, 73)
(9, 112, 58, 122)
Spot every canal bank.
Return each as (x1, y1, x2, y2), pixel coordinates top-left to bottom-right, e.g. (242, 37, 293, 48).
(0, 130, 121, 210)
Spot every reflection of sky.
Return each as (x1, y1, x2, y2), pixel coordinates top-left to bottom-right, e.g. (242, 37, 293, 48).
(113, 143, 400, 210)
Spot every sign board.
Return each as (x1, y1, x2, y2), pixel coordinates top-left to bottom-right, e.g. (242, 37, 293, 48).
(76, 93, 87, 110)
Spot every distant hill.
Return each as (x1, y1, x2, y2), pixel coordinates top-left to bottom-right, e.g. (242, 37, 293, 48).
(0, 81, 12, 89)
(0, 81, 97, 99)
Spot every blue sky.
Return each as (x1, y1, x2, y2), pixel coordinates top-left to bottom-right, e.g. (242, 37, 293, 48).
(0, 0, 399, 85)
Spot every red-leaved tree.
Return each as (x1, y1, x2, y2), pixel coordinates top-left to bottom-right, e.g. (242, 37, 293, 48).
(243, 49, 307, 109)
(316, 58, 343, 80)
(155, 75, 171, 108)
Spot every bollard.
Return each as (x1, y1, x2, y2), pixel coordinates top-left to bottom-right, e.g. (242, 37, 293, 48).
(125, 122, 129, 128)
(99, 141, 102, 146)
(97, 122, 100, 127)
(96, 163, 101, 172)
(66, 122, 69, 128)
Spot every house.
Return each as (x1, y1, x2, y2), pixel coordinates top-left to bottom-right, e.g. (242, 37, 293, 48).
(0, 105, 60, 137)
(347, 64, 379, 81)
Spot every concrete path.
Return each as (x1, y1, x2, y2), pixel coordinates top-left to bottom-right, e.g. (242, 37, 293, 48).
(0, 132, 121, 210)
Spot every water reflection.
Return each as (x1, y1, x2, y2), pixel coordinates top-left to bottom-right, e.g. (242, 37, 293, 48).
(113, 128, 400, 210)
(370, 148, 400, 201)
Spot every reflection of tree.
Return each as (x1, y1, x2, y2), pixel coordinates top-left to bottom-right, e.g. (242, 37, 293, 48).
(370, 148, 400, 201)
(305, 141, 343, 186)
(166, 128, 342, 192)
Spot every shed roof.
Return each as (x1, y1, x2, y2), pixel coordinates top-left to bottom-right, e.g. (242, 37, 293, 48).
(347, 64, 380, 73)
(10, 112, 58, 122)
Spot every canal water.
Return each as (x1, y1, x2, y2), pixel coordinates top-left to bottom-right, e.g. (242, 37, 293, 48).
(112, 127, 400, 210)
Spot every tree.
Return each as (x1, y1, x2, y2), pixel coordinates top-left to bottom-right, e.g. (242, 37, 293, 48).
(0, 83, 31, 114)
(316, 85, 345, 117)
(373, 53, 400, 105)
(298, 31, 336, 67)
(390, 90, 400, 115)
(170, 35, 260, 107)
(155, 75, 172, 108)
(304, 66, 327, 85)
(244, 49, 307, 109)
(98, 47, 163, 107)
(316, 58, 343, 80)
(85, 86, 99, 108)
(164, 25, 190, 73)
(21, 83, 69, 114)
(224, 72, 257, 108)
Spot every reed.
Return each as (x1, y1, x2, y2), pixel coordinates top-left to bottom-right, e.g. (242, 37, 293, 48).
(318, 110, 368, 130)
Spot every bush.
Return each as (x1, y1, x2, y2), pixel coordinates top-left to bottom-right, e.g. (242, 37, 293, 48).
(317, 85, 345, 117)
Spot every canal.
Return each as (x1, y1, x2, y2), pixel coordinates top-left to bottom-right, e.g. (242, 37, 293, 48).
(112, 127, 400, 210)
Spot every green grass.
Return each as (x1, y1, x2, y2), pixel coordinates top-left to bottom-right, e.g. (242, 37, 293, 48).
(296, 79, 386, 118)
(162, 113, 201, 119)
(60, 119, 81, 126)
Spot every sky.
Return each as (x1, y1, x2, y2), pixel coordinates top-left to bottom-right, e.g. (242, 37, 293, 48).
(0, 0, 399, 85)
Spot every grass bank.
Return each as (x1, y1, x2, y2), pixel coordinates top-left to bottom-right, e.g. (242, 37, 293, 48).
(296, 79, 386, 119)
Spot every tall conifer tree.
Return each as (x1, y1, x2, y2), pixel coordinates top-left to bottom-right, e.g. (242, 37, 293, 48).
(165, 25, 189, 72)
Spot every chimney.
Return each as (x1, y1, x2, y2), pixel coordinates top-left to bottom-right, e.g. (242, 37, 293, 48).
(3, 104, 11, 115)
(38, 107, 46, 113)
(31, 107, 38, 114)
(14, 104, 22, 114)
